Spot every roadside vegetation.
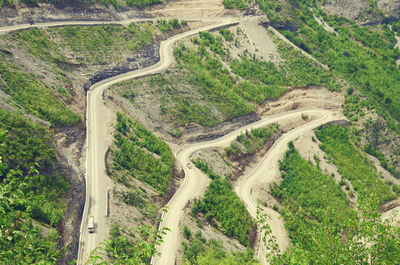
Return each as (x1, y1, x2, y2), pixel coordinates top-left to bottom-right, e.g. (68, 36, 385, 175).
(0, 108, 69, 263)
(86, 221, 168, 264)
(182, 229, 257, 265)
(222, 0, 251, 10)
(156, 18, 187, 32)
(192, 161, 254, 247)
(109, 113, 174, 195)
(225, 124, 278, 157)
(267, 141, 400, 264)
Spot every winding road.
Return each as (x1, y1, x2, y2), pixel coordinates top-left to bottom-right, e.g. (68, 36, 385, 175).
(153, 109, 343, 265)
(0, 16, 346, 265)
(80, 18, 240, 264)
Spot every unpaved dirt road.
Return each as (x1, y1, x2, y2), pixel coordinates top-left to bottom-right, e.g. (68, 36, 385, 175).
(0, 15, 350, 265)
(153, 109, 343, 265)
(81, 18, 240, 264)
(234, 110, 343, 263)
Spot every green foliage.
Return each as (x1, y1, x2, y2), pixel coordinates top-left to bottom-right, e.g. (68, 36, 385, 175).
(86, 217, 169, 265)
(7, 23, 154, 66)
(219, 28, 233, 41)
(0, 109, 68, 227)
(226, 124, 278, 157)
(0, 108, 54, 176)
(0, 60, 80, 126)
(182, 231, 257, 265)
(364, 143, 398, 178)
(120, 190, 157, 217)
(192, 177, 253, 246)
(183, 226, 192, 240)
(55, 23, 153, 64)
(222, 0, 250, 10)
(269, 142, 400, 264)
(0, 169, 62, 264)
(125, 0, 162, 7)
(155, 19, 184, 32)
(174, 42, 256, 123)
(111, 113, 174, 194)
(259, 1, 400, 131)
(274, 142, 356, 228)
(151, 73, 223, 127)
(192, 158, 219, 180)
(315, 125, 395, 204)
(231, 45, 339, 92)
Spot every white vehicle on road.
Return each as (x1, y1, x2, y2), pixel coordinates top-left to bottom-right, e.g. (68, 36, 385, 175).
(88, 216, 95, 233)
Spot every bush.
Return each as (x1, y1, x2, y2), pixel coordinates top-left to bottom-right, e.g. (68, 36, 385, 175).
(192, 176, 253, 246)
(183, 226, 192, 240)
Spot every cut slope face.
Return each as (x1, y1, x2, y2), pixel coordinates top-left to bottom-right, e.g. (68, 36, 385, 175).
(148, 0, 227, 18)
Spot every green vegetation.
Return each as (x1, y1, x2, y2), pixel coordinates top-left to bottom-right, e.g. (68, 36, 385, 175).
(8, 23, 154, 65)
(271, 142, 357, 263)
(173, 28, 339, 123)
(110, 113, 174, 194)
(222, 0, 251, 10)
(219, 28, 233, 41)
(315, 125, 395, 204)
(0, 108, 70, 263)
(258, 0, 400, 131)
(113, 25, 338, 128)
(125, 0, 162, 7)
(0, 59, 80, 126)
(182, 230, 257, 265)
(265, 142, 400, 264)
(155, 19, 187, 32)
(192, 163, 253, 246)
(192, 158, 219, 180)
(364, 143, 398, 178)
(87, 220, 169, 264)
(118, 189, 157, 218)
(225, 124, 278, 157)
(0, 168, 62, 264)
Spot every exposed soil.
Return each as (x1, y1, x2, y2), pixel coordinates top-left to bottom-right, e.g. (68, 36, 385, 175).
(54, 125, 87, 264)
(321, 0, 400, 25)
(104, 85, 185, 241)
(0, 3, 150, 27)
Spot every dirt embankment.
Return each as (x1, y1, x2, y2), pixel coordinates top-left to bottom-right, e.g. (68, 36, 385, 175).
(54, 125, 86, 265)
(0, 3, 150, 27)
(321, 0, 400, 25)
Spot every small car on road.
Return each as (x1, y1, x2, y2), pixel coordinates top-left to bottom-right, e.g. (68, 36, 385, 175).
(88, 216, 95, 233)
